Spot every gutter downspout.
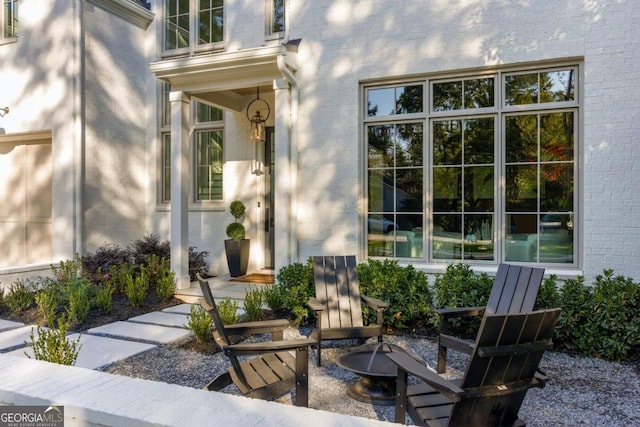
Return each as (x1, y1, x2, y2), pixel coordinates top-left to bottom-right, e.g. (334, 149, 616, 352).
(276, 49, 299, 263)
(73, 0, 85, 256)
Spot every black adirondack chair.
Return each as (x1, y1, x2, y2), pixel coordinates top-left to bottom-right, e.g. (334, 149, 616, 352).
(388, 308, 562, 427)
(197, 275, 315, 407)
(308, 255, 389, 366)
(435, 263, 544, 373)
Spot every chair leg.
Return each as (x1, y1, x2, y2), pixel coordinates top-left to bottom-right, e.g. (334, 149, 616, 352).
(437, 341, 447, 374)
(295, 346, 310, 407)
(316, 341, 322, 367)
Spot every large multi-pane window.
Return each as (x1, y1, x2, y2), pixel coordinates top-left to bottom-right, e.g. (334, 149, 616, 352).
(1, 0, 18, 41)
(365, 65, 578, 266)
(164, 0, 223, 53)
(161, 83, 224, 204)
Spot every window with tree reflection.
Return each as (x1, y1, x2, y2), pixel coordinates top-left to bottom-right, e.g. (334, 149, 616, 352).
(365, 65, 577, 265)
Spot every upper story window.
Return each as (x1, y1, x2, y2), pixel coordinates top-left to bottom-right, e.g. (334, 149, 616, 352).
(1, 0, 18, 43)
(164, 0, 223, 55)
(266, 0, 285, 39)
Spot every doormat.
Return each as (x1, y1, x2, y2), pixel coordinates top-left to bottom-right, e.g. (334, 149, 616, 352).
(229, 273, 275, 284)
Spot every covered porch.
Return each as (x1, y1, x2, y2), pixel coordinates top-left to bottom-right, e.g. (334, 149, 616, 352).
(150, 41, 302, 289)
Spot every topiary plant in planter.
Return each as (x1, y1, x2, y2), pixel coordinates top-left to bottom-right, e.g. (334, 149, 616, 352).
(224, 200, 250, 277)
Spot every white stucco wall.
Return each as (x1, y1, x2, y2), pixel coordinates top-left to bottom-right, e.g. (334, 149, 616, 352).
(0, 0, 78, 265)
(81, 1, 150, 252)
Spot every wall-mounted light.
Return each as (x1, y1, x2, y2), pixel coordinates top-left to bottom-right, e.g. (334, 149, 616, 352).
(246, 87, 270, 143)
(0, 107, 9, 117)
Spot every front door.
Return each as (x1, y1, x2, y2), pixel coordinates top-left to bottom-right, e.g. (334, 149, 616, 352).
(263, 127, 275, 269)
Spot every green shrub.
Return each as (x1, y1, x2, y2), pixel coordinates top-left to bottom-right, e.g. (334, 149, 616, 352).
(226, 200, 246, 241)
(65, 278, 92, 326)
(430, 263, 494, 335)
(155, 270, 176, 302)
(554, 275, 592, 351)
(95, 285, 113, 315)
(51, 255, 84, 282)
(358, 259, 432, 331)
(124, 272, 148, 308)
(35, 279, 63, 325)
(274, 259, 315, 325)
(556, 270, 640, 361)
(5, 279, 35, 312)
(217, 297, 240, 325)
(184, 305, 213, 343)
(106, 262, 134, 295)
(263, 284, 286, 311)
(140, 253, 168, 288)
(535, 274, 562, 310)
(27, 317, 82, 366)
(243, 287, 264, 321)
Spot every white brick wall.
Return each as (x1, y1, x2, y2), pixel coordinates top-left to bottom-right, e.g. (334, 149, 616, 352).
(285, 0, 640, 280)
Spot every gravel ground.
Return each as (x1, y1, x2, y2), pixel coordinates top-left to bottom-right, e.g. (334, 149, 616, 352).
(100, 327, 640, 426)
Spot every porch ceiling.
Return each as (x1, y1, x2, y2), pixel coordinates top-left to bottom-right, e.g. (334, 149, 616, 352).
(149, 44, 298, 112)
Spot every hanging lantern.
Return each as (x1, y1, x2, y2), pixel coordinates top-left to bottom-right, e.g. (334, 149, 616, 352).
(246, 87, 270, 143)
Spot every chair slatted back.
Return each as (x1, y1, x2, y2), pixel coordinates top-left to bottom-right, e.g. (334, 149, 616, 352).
(197, 277, 245, 379)
(313, 255, 364, 330)
(485, 264, 545, 315)
(450, 308, 561, 427)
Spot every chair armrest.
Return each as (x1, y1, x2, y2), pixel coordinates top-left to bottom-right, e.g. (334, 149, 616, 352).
(387, 352, 464, 402)
(361, 295, 390, 310)
(224, 319, 289, 336)
(224, 338, 316, 356)
(308, 297, 325, 312)
(433, 306, 485, 319)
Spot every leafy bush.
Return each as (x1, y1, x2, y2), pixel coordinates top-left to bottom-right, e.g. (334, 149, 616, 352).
(65, 278, 93, 326)
(155, 269, 176, 302)
(358, 259, 432, 331)
(95, 285, 113, 315)
(274, 259, 315, 325)
(535, 274, 562, 310)
(555, 270, 640, 361)
(124, 272, 148, 308)
(430, 263, 494, 335)
(188, 247, 210, 281)
(35, 279, 63, 325)
(263, 284, 286, 311)
(5, 279, 35, 312)
(217, 297, 240, 325)
(243, 287, 264, 321)
(27, 317, 82, 366)
(82, 244, 131, 281)
(51, 255, 84, 282)
(128, 233, 170, 268)
(184, 305, 213, 343)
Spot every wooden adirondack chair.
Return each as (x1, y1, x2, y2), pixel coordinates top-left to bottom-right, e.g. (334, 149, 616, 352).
(388, 308, 562, 427)
(308, 255, 389, 366)
(435, 263, 544, 373)
(197, 275, 315, 407)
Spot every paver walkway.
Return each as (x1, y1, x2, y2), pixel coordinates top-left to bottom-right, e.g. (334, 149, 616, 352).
(0, 303, 197, 369)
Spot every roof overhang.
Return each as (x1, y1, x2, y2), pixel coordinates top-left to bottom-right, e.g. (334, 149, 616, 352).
(149, 44, 298, 111)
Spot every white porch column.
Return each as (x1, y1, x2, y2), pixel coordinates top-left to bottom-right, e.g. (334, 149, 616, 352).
(169, 91, 191, 289)
(273, 78, 295, 270)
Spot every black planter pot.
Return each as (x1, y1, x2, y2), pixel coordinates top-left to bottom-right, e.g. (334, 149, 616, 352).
(224, 239, 250, 277)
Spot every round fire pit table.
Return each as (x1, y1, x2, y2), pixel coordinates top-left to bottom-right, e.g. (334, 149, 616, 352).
(336, 342, 408, 406)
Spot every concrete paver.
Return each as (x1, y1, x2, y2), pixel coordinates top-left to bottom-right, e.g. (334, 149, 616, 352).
(0, 325, 45, 351)
(87, 321, 191, 344)
(6, 333, 156, 369)
(162, 303, 194, 314)
(129, 311, 190, 328)
(0, 319, 24, 332)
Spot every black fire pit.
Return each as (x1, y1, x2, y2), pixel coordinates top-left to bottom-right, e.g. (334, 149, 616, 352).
(336, 342, 408, 405)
